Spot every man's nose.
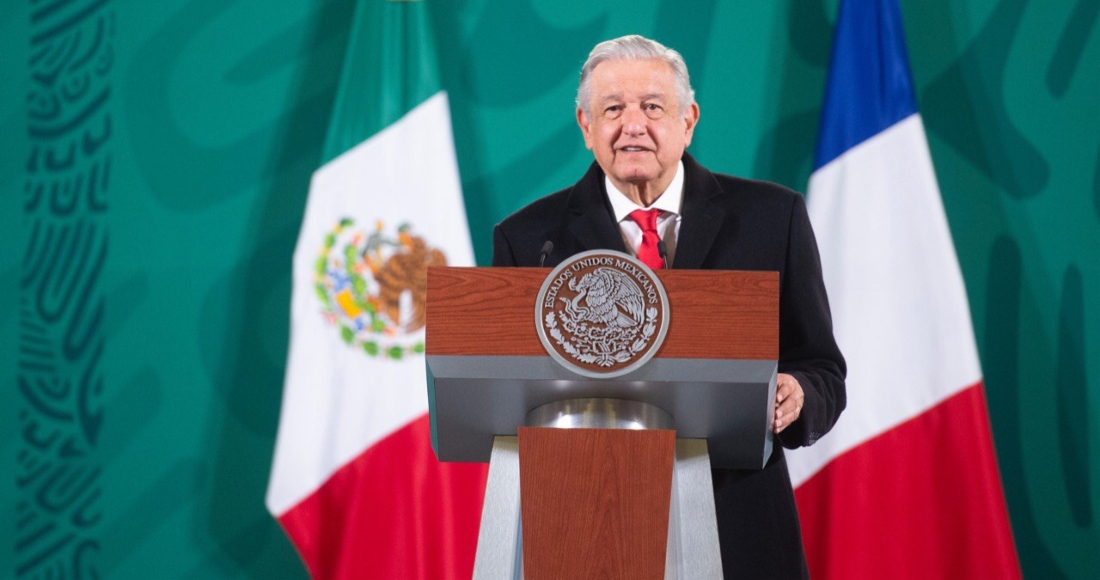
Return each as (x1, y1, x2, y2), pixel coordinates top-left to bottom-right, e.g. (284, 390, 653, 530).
(621, 107, 647, 136)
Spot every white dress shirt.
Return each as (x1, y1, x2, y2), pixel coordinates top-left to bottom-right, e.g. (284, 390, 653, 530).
(604, 160, 684, 267)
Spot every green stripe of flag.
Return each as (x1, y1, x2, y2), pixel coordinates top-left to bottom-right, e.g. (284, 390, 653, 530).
(322, 0, 442, 164)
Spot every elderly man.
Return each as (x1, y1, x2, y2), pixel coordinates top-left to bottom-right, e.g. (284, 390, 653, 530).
(492, 35, 846, 577)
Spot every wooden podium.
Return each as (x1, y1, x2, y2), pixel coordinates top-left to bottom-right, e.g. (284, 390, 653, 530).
(426, 266, 778, 579)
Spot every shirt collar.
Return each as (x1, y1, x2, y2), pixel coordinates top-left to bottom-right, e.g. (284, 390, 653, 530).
(605, 160, 685, 222)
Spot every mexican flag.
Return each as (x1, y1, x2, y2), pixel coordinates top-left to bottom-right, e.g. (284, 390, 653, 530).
(265, 1, 487, 578)
(788, 0, 1021, 577)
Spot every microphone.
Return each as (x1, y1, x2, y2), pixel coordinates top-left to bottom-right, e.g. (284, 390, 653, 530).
(657, 239, 669, 269)
(539, 240, 554, 267)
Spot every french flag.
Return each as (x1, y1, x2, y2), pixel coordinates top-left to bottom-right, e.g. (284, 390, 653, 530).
(788, 0, 1022, 577)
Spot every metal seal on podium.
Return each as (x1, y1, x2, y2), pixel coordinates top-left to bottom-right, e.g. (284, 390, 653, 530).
(535, 250, 670, 378)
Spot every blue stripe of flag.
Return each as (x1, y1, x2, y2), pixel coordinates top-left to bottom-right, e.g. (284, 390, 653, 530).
(813, 0, 919, 170)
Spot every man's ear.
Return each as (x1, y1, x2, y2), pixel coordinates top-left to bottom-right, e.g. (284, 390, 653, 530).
(683, 102, 700, 147)
(577, 108, 594, 150)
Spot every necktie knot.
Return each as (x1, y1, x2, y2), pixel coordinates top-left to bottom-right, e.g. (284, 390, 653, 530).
(629, 209, 661, 233)
(627, 209, 665, 269)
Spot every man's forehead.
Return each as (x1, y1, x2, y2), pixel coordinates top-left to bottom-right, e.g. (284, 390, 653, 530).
(591, 60, 676, 93)
(594, 58, 672, 74)
(592, 57, 672, 73)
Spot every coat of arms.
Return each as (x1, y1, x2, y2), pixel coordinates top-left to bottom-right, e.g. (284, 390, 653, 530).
(536, 250, 670, 377)
(316, 218, 445, 359)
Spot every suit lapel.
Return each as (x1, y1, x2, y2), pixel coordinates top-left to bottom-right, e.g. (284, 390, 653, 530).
(673, 153, 725, 269)
(564, 163, 628, 254)
(560, 155, 725, 267)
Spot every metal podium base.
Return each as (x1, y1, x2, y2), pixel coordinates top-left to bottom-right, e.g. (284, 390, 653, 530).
(472, 399, 723, 579)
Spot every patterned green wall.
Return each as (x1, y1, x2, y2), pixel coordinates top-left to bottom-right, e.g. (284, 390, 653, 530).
(1, 0, 1096, 577)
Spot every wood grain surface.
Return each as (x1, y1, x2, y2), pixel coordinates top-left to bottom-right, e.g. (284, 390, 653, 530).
(518, 427, 675, 580)
(426, 266, 778, 360)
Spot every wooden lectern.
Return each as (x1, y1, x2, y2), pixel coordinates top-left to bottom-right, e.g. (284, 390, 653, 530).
(426, 266, 778, 579)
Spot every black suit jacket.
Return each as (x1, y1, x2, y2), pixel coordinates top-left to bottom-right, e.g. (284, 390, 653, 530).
(493, 153, 846, 578)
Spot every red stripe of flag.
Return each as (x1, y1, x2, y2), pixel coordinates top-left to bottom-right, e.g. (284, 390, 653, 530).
(278, 414, 488, 580)
(796, 382, 1019, 578)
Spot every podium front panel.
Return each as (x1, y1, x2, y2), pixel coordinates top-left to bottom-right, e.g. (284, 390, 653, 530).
(426, 266, 779, 470)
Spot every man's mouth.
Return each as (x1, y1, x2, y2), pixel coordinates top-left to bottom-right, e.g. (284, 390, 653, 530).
(620, 146, 649, 152)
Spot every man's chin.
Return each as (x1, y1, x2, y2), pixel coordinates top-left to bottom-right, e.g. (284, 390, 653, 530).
(614, 172, 660, 188)
(610, 164, 658, 182)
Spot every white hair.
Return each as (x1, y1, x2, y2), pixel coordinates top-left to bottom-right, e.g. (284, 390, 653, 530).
(576, 35, 696, 119)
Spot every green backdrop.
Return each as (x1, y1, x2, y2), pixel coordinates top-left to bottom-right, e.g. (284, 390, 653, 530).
(1, 0, 1097, 577)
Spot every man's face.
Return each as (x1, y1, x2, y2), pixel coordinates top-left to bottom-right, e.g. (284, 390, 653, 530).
(577, 58, 699, 198)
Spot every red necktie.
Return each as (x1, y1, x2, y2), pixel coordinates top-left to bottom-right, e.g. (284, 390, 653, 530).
(628, 209, 665, 270)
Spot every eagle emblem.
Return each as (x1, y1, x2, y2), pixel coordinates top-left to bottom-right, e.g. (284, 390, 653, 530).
(316, 218, 445, 359)
(563, 267, 646, 329)
(536, 250, 669, 377)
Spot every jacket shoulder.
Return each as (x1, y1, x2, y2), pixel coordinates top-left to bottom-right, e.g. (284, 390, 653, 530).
(708, 172, 804, 210)
(497, 186, 573, 232)
(492, 186, 576, 266)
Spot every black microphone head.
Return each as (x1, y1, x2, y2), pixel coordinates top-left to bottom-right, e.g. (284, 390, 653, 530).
(539, 240, 554, 267)
(656, 239, 669, 269)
